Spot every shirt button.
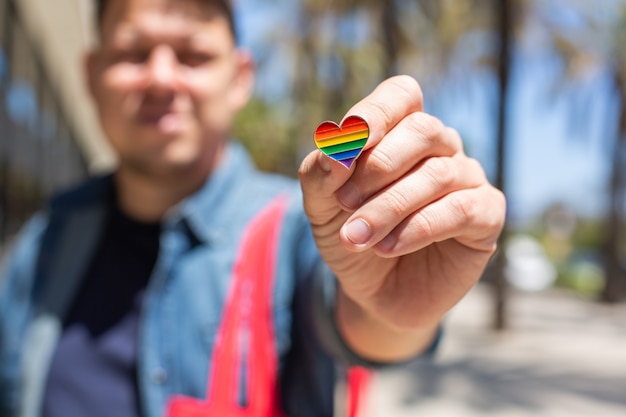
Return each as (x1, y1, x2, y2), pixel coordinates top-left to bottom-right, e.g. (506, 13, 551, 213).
(152, 368, 168, 385)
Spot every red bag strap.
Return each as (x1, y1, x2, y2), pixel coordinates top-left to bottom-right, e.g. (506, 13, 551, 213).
(347, 367, 371, 417)
(206, 195, 289, 415)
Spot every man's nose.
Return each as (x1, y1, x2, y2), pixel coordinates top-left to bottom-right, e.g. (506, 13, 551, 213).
(144, 45, 180, 93)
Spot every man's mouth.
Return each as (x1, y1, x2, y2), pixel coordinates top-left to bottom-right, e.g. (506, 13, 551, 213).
(137, 108, 183, 134)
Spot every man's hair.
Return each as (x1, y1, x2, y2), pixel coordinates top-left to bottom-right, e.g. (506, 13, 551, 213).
(94, 0, 238, 41)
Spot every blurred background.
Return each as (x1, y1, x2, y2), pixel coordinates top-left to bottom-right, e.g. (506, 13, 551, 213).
(0, 0, 625, 415)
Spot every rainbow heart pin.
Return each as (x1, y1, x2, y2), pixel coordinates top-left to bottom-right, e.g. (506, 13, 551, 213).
(314, 115, 370, 169)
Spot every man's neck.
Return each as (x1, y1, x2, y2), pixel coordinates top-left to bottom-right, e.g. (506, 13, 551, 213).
(114, 146, 225, 222)
(113, 167, 204, 222)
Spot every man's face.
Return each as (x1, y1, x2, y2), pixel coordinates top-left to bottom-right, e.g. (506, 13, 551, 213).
(87, 0, 253, 177)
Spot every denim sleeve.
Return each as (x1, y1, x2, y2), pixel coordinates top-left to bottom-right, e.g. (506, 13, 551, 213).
(309, 261, 441, 369)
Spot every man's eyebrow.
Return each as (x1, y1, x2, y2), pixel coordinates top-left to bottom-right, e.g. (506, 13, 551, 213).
(105, 26, 139, 46)
(108, 25, 204, 47)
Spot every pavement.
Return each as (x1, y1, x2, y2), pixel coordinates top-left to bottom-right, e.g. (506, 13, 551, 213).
(363, 283, 626, 417)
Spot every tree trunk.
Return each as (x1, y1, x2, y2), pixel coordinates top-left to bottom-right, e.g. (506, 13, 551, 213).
(380, 0, 399, 78)
(601, 74, 626, 303)
(493, 0, 513, 330)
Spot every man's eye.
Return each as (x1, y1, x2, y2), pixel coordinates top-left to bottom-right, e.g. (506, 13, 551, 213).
(178, 52, 213, 67)
(116, 50, 149, 64)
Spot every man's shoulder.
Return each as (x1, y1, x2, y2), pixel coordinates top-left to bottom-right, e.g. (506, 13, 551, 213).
(48, 174, 114, 214)
(194, 142, 302, 217)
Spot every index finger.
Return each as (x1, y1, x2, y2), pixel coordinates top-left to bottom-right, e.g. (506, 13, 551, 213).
(344, 75, 424, 151)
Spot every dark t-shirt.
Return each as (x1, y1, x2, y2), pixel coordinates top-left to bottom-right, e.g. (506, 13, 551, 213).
(42, 202, 160, 417)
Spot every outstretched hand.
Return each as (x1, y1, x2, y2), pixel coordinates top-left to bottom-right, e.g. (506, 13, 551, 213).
(299, 76, 506, 361)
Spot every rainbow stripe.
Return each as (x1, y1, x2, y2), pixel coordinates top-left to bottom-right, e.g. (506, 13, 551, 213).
(314, 116, 369, 169)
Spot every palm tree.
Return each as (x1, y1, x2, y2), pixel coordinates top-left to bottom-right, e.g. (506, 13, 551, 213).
(534, 0, 626, 302)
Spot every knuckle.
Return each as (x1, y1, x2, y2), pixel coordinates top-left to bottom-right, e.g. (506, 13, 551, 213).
(379, 188, 412, 217)
(369, 98, 396, 130)
(411, 210, 436, 238)
(464, 156, 487, 183)
(390, 74, 419, 89)
(491, 188, 507, 229)
(450, 193, 477, 227)
(297, 154, 314, 181)
(423, 157, 454, 191)
(482, 185, 506, 218)
(478, 188, 506, 252)
(297, 152, 327, 193)
(466, 157, 484, 173)
(366, 147, 396, 176)
(446, 127, 464, 150)
(407, 113, 445, 145)
(297, 158, 308, 179)
(388, 75, 423, 107)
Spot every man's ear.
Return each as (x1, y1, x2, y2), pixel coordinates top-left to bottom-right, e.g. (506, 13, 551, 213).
(230, 48, 256, 111)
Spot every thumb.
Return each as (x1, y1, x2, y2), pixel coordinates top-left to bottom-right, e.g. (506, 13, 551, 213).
(298, 149, 353, 227)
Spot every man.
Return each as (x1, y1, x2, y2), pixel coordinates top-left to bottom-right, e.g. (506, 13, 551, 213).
(0, 0, 506, 416)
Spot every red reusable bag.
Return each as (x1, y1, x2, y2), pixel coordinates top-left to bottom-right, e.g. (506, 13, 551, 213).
(165, 196, 369, 417)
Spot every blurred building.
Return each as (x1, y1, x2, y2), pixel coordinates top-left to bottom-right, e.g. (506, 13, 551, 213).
(0, 0, 114, 254)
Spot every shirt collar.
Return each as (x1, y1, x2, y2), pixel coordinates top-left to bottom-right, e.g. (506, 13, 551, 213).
(166, 141, 256, 245)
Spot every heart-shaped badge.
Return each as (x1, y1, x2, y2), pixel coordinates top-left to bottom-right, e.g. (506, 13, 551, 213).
(314, 115, 369, 169)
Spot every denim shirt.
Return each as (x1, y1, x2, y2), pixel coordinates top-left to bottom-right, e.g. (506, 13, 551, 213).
(0, 143, 375, 417)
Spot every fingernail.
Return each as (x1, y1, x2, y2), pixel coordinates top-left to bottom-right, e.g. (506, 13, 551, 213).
(343, 218, 372, 246)
(319, 153, 332, 173)
(337, 182, 362, 209)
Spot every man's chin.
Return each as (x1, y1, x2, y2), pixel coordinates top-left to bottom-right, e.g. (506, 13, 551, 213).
(123, 148, 215, 179)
